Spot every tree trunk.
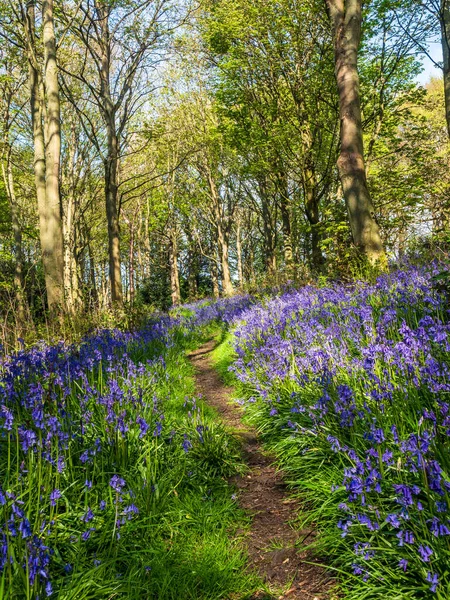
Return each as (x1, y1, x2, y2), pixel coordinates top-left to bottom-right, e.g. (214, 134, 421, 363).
(97, 2, 123, 305)
(169, 231, 181, 306)
(1, 84, 27, 329)
(277, 177, 294, 277)
(441, 0, 450, 138)
(63, 190, 75, 313)
(304, 175, 324, 271)
(326, 0, 385, 264)
(26, 0, 65, 313)
(87, 240, 98, 308)
(259, 180, 277, 278)
(236, 219, 244, 288)
(210, 255, 220, 299)
(186, 231, 199, 298)
(42, 0, 65, 310)
(220, 235, 234, 295)
(136, 206, 144, 286)
(129, 224, 135, 303)
(2, 157, 27, 328)
(207, 172, 233, 296)
(104, 114, 123, 306)
(63, 120, 80, 314)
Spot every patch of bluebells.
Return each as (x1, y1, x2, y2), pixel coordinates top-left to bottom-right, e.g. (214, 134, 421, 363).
(231, 264, 450, 595)
(0, 294, 253, 596)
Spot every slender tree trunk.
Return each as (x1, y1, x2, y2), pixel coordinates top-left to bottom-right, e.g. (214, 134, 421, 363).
(207, 172, 233, 296)
(144, 208, 151, 279)
(326, 0, 385, 264)
(441, 0, 450, 138)
(168, 231, 181, 306)
(97, 2, 123, 305)
(259, 180, 277, 278)
(236, 219, 244, 288)
(129, 224, 135, 303)
(63, 119, 77, 314)
(1, 86, 27, 328)
(26, 0, 65, 313)
(42, 0, 65, 310)
(210, 254, 220, 299)
(136, 207, 144, 286)
(100, 262, 108, 308)
(104, 115, 123, 305)
(220, 235, 233, 295)
(304, 177, 324, 271)
(2, 157, 27, 328)
(186, 231, 199, 298)
(87, 240, 98, 307)
(277, 176, 294, 277)
(63, 190, 75, 313)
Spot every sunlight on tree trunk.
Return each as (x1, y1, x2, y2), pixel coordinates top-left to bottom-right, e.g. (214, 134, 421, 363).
(441, 0, 450, 138)
(326, 0, 385, 265)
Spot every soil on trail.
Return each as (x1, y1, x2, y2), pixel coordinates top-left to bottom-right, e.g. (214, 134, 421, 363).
(189, 339, 336, 600)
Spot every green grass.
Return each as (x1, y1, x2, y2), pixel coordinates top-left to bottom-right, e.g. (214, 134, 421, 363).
(209, 328, 238, 387)
(1, 321, 266, 599)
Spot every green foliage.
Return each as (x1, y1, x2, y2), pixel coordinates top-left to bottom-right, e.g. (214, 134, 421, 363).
(0, 324, 262, 599)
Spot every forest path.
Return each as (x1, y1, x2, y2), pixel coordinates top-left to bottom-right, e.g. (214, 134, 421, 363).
(189, 338, 335, 600)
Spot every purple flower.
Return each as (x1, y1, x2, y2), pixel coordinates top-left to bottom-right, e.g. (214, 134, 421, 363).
(418, 545, 433, 562)
(80, 451, 90, 464)
(123, 504, 139, 520)
(182, 434, 192, 453)
(396, 530, 414, 546)
(81, 508, 94, 523)
(109, 475, 126, 493)
(82, 528, 95, 541)
(49, 489, 61, 506)
(19, 518, 31, 539)
(386, 513, 401, 528)
(426, 571, 439, 593)
(136, 416, 149, 437)
(0, 405, 13, 430)
(398, 558, 408, 572)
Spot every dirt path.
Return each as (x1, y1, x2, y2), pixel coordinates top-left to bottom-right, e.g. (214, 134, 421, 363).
(189, 339, 335, 600)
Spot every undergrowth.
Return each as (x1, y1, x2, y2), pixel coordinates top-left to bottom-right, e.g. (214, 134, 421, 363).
(0, 311, 261, 599)
(212, 265, 450, 599)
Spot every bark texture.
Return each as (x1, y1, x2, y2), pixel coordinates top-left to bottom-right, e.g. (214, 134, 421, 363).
(276, 172, 294, 277)
(1, 86, 27, 328)
(326, 0, 385, 263)
(207, 171, 234, 296)
(441, 0, 450, 138)
(97, 1, 123, 305)
(2, 156, 27, 327)
(27, 0, 65, 313)
(168, 232, 181, 306)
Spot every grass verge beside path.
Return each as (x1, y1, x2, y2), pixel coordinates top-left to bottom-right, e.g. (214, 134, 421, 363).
(0, 322, 261, 599)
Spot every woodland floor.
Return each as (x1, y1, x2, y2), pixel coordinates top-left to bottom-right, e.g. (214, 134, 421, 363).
(189, 339, 336, 600)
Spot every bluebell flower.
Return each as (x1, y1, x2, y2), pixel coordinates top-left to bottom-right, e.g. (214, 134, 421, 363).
(398, 558, 408, 572)
(49, 489, 61, 506)
(426, 572, 439, 593)
(109, 475, 126, 493)
(418, 545, 433, 562)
